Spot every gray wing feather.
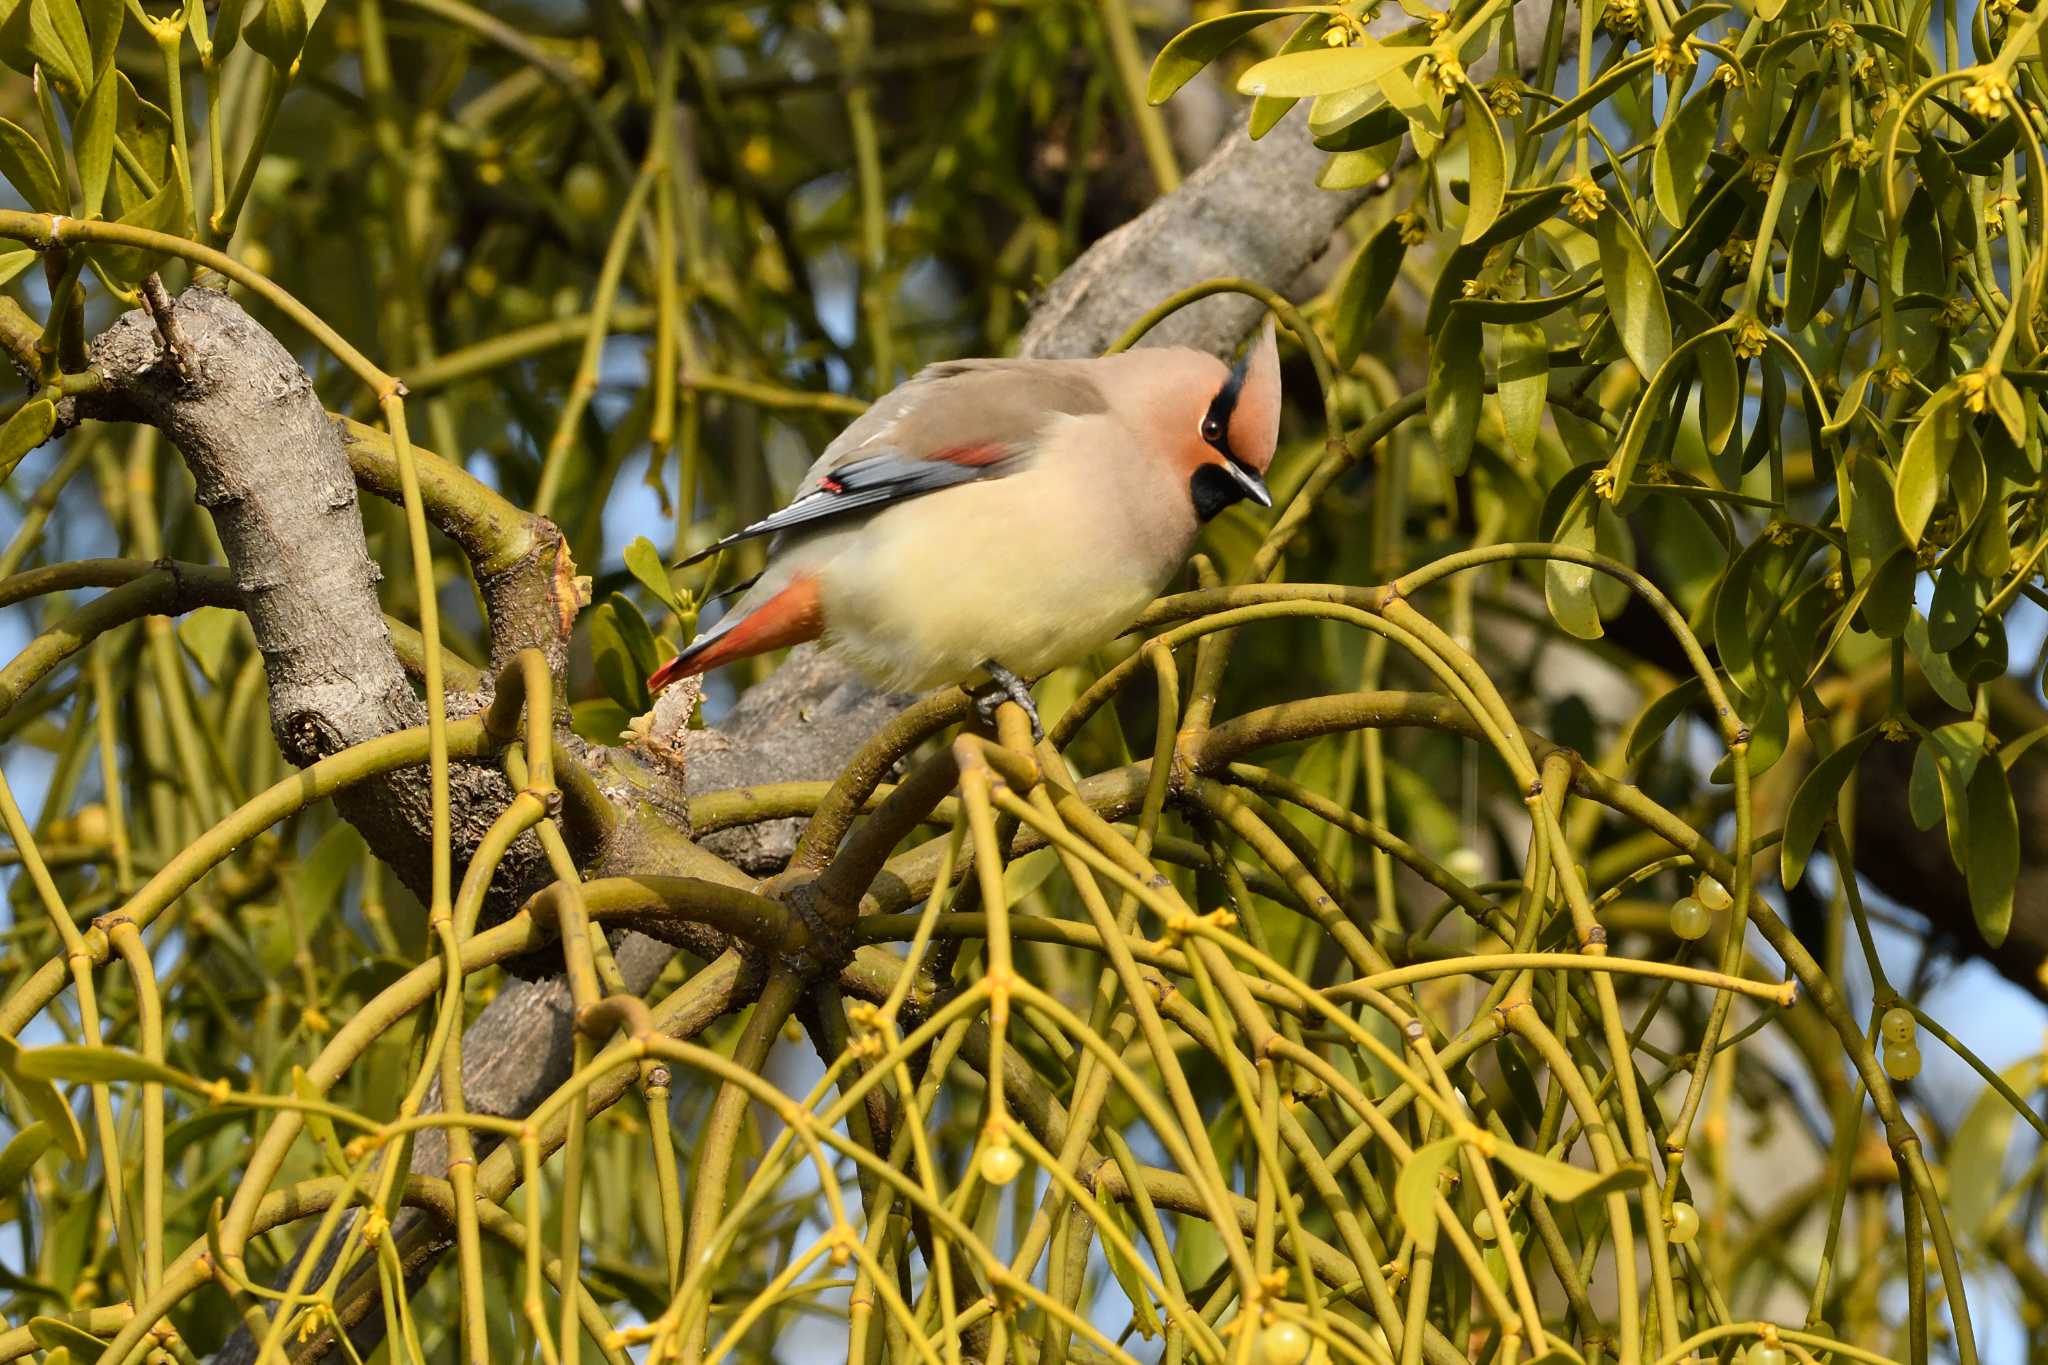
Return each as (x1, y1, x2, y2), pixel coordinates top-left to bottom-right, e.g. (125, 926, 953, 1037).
(673, 451, 1020, 566)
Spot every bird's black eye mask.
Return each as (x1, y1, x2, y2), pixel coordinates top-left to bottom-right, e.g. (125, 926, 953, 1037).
(1189, 350, 1269, 521)
(1197, 351, 1252, 462)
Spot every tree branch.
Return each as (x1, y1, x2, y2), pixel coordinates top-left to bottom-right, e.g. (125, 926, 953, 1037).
(86, 287, 418, 766)
(337, 416, 582, 672)
(81, 286, 572, 954)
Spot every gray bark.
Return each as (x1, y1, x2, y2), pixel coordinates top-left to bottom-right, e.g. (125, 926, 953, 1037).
(1018, 0, 1572, 362)
(404, 646, 912, 1179)
(1018, 113, 1372, 360)
(88, 288, 418, 765)
(86, 288, 563, 941)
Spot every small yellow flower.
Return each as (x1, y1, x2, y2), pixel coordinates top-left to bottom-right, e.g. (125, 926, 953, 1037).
(1963, 71, 2014, 118)
(1986, 193, 2021, 237)
(1429, 53, 1466, 93)
(1323, 20, 1352, 46)
(1878, 360, 1914, 392)
(1838, 135, 1877, 168)
(1877, 717, 1913, 742)
(1825, 18, 1857, 48)
(1764, 521, 1799, 546)
(1732, 313, 1771, 359)
(1724, 236, 1755, 270)
(1564, 177, 1609, 224)
(1460, 277, 1501, 300)
(1850, 54, 1880, 85)
(1747, 155, 1779, 189)
(1714, 62, 1747, 89)
(1960, 370, 1991, 412)
(1590, 466, 1618, 499)
(1483, 77, 1523, 115)
(1936, 295, 1978, 331)
(1395, 207, 1429, 245)
(1651, 36, 1693, 76)
(1601, 0, 1642, 37)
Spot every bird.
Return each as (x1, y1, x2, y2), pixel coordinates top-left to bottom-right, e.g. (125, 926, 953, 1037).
(645, 318, 1282, 738)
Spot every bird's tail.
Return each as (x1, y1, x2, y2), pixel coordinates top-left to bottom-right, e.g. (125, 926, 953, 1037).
(645, 634, 719, 693)
(645, 573, 825, 694)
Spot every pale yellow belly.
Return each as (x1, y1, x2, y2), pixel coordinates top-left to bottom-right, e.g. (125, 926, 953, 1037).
(809, 464, 1188, 690)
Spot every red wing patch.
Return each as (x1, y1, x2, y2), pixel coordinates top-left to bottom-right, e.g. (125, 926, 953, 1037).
(647, 575, 825, 690)
(927, 443, 1014, 468)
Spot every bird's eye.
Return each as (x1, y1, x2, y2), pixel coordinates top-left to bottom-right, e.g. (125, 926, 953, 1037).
(1201, 416, 1223, 443)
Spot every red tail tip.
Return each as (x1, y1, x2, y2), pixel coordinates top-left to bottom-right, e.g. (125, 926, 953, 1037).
(647, 652, 696, 694)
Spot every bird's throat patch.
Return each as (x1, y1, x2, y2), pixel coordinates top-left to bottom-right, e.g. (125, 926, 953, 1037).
(1189, 464, 1247, 521)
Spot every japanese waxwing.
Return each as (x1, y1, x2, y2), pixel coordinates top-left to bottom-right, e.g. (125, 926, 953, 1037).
(647, 317, 1282, 735)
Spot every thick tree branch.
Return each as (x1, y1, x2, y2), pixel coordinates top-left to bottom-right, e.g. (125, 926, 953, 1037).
(82, 286, 565, 949)
(86, 288, 419, 766)
(1017, 0, 1570, 359)
(1018, 113, 1374, 359)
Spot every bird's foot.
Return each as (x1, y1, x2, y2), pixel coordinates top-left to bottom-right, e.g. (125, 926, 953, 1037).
(974, 661, 1042, 742)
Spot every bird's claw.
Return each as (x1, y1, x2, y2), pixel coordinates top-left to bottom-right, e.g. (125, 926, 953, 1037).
(975, 662, 1043, 742)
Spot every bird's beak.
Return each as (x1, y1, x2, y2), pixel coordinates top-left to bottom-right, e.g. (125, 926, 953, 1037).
(1226, 459, 1272, 508)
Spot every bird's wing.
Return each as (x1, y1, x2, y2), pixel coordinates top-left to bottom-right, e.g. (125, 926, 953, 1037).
(674, 359, 1108, 567)
(674, 447, 1022, 567)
